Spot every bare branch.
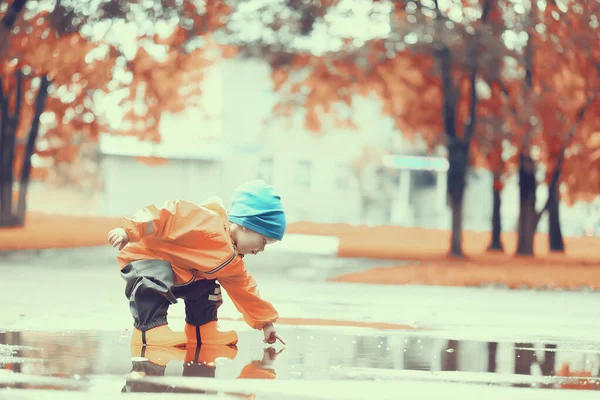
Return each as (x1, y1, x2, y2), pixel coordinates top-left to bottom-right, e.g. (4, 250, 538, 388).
(16, 75, 51, 221)
(464, 0, 494, 145)
(12, 70, 24, 123)
(1, 0, 27, 30)
(481, 0, 493, 21)
(536, 88, 600, 222)
(435, 46, 458, 138)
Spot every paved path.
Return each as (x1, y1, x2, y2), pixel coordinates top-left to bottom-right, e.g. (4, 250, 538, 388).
(2, 251, 600, 399)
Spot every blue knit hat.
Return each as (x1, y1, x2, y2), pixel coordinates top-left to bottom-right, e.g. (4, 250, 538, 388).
(228, 180, 286, 241)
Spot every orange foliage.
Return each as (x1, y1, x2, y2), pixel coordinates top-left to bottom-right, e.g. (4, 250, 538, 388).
(267, 1, 508, 144)
(471, 80, 512, 176)
(562, 128, 600, 205)
(0, 0, 234, 191)
(368, 52, 443, 143)
(1, 11, 111, 201)
(267, 0, 600, 208)
(530, 1, 600, 204)
(117, 46, 216, 142)
(557, 364, 598, 390)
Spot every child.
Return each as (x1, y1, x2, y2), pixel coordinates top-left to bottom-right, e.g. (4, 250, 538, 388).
(107, 180, 286, 348)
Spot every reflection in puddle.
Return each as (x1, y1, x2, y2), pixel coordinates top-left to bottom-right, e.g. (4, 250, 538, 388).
(1, 330, 599, 395)
(123, 344, 277, 397)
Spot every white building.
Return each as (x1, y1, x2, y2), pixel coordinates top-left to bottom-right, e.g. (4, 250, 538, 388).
(98, 58, 445, 225)
(98, 58, 595, 235)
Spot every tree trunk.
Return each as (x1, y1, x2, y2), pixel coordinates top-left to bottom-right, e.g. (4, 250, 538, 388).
(441, 340, 459, 371)
(540, 344, 557, 376)
(515, 0, 538, 257)
(0, 92, 7, 222)
(15, 76, 50, 226)
(548, 183, 564, 252)
(1, 0, 28, 30)
(487, 181, 503, 251)
(447, 138, 468, 258)
(449, 192, 464, 257)
(516, 153, 537, 256)
(514, 342, 536, 388)
(487, 342, 498, 373)
(0, 72, 25, 227)
(0, 84, 16, 226)
(514, 342, 535, 378)
(434, 0, 489, 257)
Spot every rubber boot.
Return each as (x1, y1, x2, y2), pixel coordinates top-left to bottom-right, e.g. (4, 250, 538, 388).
(131, 324, 187, 348)
(185, 321, 238, 346)
(185, 344, 238, 366)
(130, 344, 187, 367)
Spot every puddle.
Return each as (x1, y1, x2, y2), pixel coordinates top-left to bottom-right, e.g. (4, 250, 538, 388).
(1, 329, 599, 398)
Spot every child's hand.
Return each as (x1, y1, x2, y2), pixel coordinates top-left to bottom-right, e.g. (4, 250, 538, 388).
(261, 347, 285, 367)
(262, 323, 285, 345)
(108, 228, 130, 250)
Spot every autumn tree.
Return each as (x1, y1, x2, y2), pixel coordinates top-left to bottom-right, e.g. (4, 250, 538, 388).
(471, 80, 516, 252)
(236, 0, 507, 257)
(239, 0, 599, 257)
(511, 0, 600, 255)
(561, 127, 600, 213)
(536, 1, 600, 252)
(0, 0, 232, 227)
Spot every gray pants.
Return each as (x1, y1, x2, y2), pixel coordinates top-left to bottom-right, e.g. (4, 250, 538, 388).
(121, 260, 223, 331)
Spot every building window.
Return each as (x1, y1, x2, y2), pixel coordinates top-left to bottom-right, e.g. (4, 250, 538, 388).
(335, 164, 353, 191)
(257, 158, 273, 183)
(409, 170, 436, 206)
(295, 160, 312, 189)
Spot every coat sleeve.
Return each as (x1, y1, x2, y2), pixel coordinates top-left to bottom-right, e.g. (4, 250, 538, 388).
(217, 258, 279, 330)
(119, 199, 199, 242)
(237, 361, 277, 380)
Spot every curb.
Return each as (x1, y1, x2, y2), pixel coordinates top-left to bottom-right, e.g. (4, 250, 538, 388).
(0, 246, 118, 264)
(0, 234, 340, 260)
(3, 212, 599, 260)
(269, 234, 340, 256)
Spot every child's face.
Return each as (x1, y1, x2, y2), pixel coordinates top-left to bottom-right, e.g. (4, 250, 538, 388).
(235, 227, 278, 256)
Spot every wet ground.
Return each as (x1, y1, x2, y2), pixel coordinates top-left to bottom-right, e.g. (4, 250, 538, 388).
(1, 325, 599, 399)
(2, 251, 600, 399)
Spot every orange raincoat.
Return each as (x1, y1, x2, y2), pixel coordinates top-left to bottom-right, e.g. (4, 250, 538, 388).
(117, 199, 279, 330)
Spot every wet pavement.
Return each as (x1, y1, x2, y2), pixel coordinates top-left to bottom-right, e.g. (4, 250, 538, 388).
(1, 326, 599, 399)
(2, 252, 600, 399)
